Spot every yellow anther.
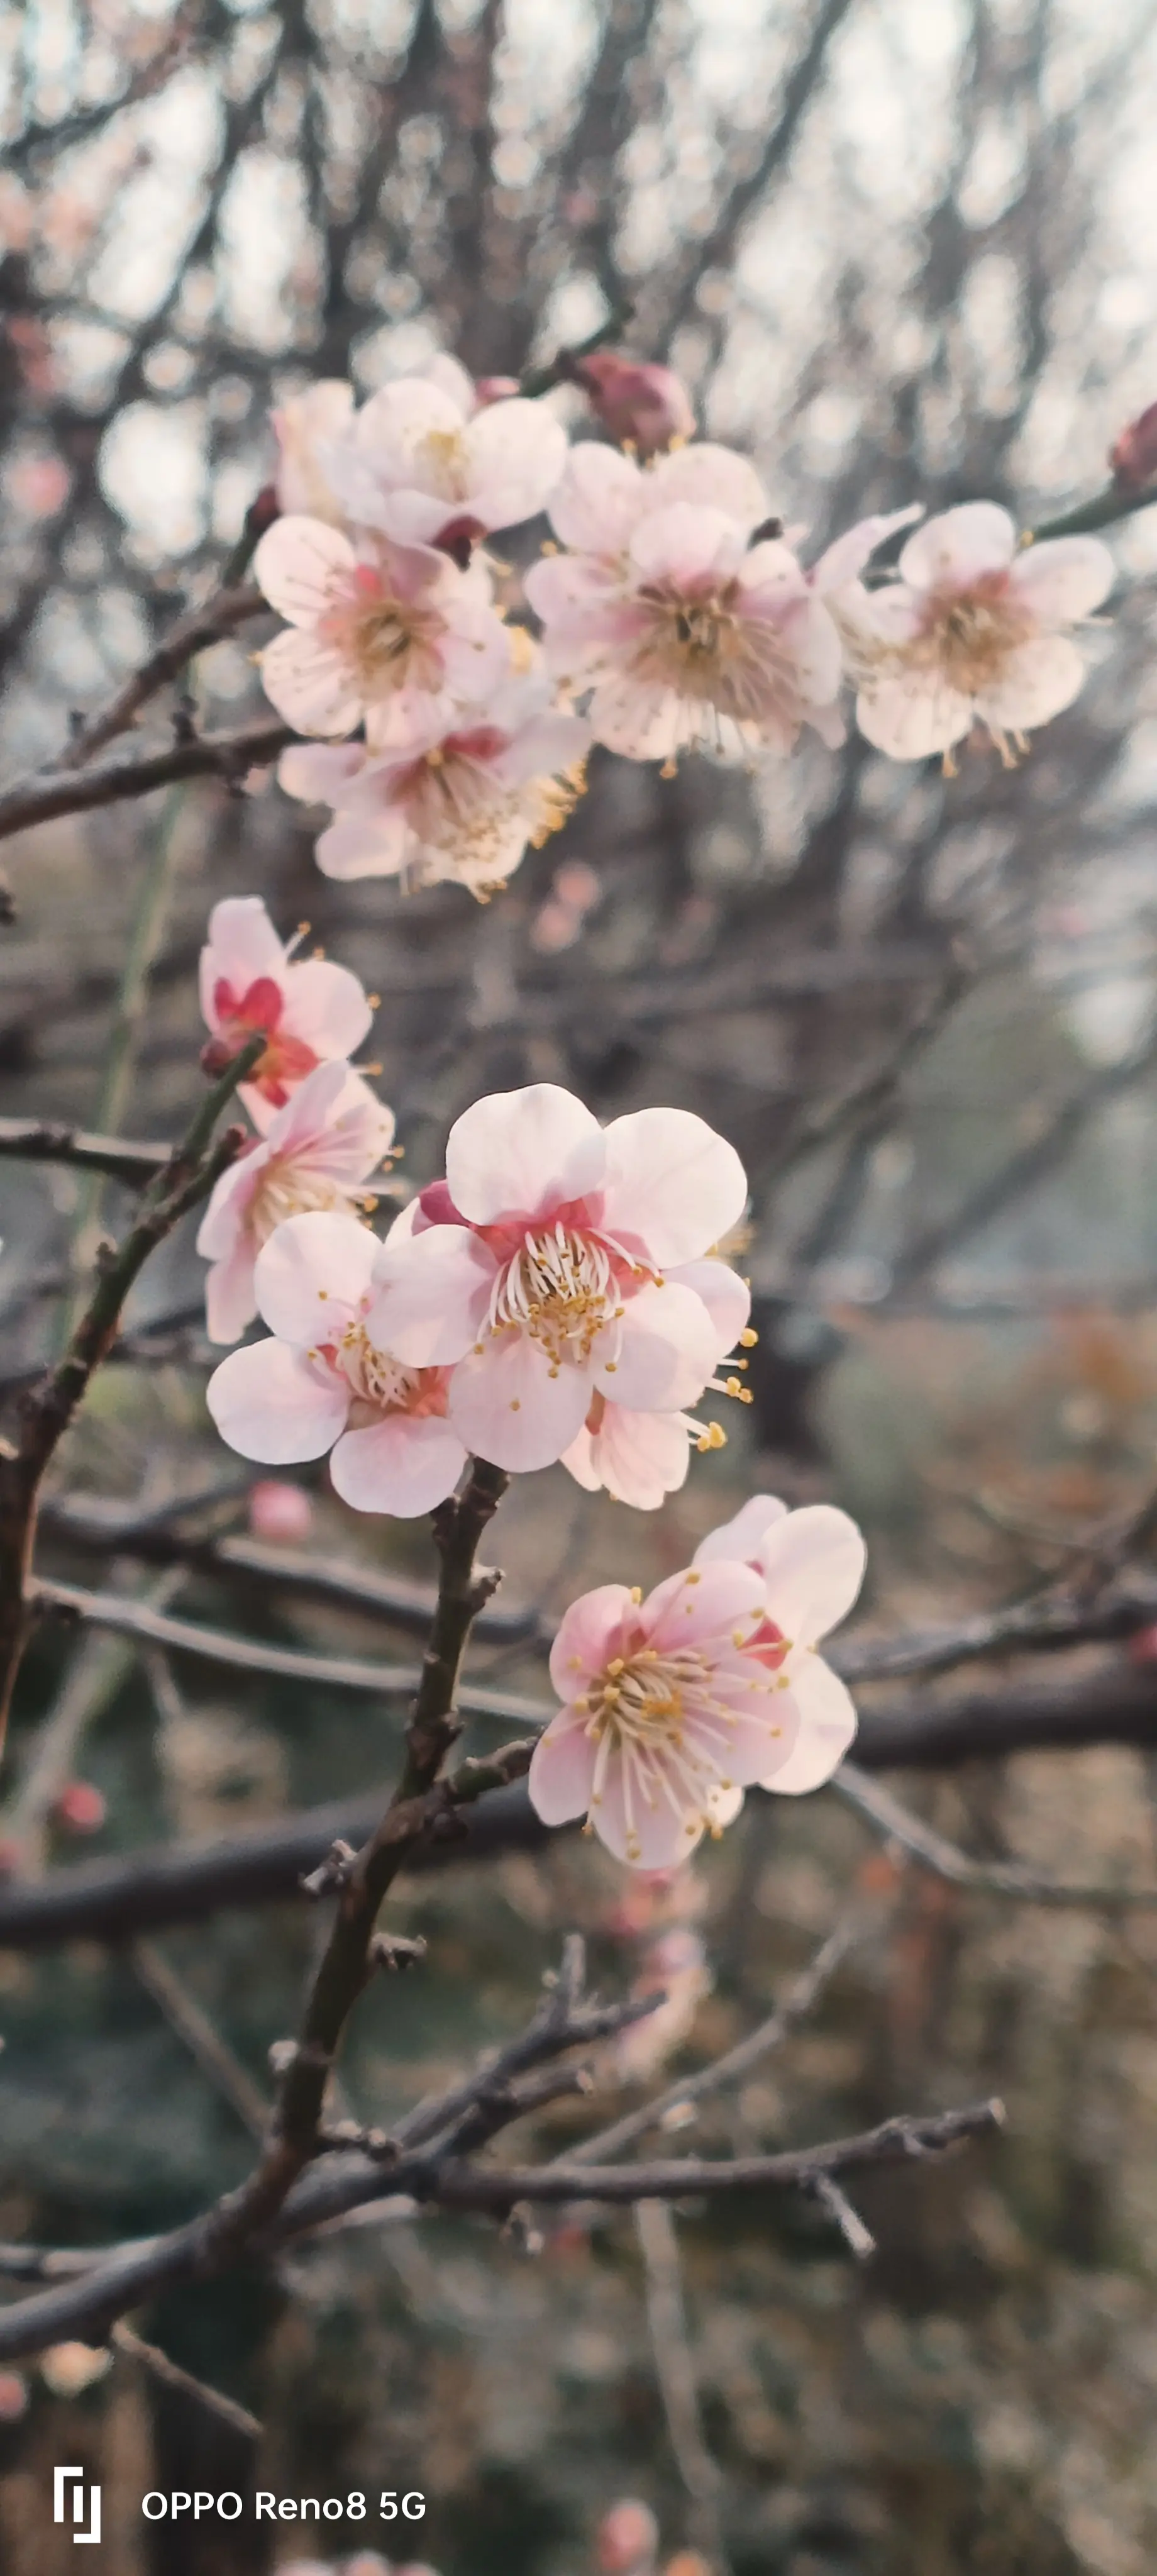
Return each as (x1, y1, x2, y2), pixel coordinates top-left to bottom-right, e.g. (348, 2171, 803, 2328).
(739, 1327, 758, 1347)
(629, 1585, 643, 1604)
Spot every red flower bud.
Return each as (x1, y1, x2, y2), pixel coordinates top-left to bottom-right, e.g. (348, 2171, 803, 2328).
(52, 1781, 106, 1835)
(1110, 401, 1157, 492)
(571, 351, 695, 457)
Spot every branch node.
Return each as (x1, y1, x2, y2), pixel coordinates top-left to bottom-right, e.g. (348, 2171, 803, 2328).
(368, 1931, 427, 1973)
(299, 1840, 357, 1900)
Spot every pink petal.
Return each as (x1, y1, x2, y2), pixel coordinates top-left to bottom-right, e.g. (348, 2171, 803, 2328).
(693, 1693, 797, 1788)
(753, 1504, 866, 1645)
(646, 443, 768, 529)
(259, 629, 363, 737)
(494, 711, 591, 789)
(668, 1257, 750, 1359)
(559, 1422, 600, 1493)
(972, 635, 1087, 731)
(627, 501, 746, 587)
(206, 1337, 348, 1462)
(316, 814, 412, 880)
(762, 1652, 856, 1792)
(528, 1711, 597, 1826)
(464, 400, 570, 528)
(777, 593, 843, 705)
(195, 1146, 262, 1263)
(587, 676, 685, 760)
(278, 743, 367, 804)
(601, 1106, 747, 1265)
(364, 1224, 494, 1365)
(590, 1755, 706, 1870)
(898, 501, 1016, 592)
(855, 677, 972, 760)
(253, 515, 357, 624)
(253, 1209, 377, 1341)
(329, 1411, 466, 1515)
(1008, 535, 1113, 624)
(437, 596, 513, 701)
(445, 1082, 605, 1226)
(582, 1404, 692, 1509)
(694, 1494, 788, 1569)
(604, 1279, 719, 1412)
(644, 1560, 765, 1653)
(548, 1584, 638, 1699)
(446, 1335, 591, 1471)
(548, 445, 644, 553)
(199, 897, 284, 1030)
(203, 1243, 260, 1346)
(524, 552, 628, 625)
(284, 959, 374, 1060)
(807, 504, 923, 594)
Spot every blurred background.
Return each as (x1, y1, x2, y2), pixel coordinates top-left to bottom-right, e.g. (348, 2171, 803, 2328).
(5, 0, 1157, 2568)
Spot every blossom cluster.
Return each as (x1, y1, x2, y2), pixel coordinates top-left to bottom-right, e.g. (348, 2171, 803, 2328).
(252, 347, 1116, 902)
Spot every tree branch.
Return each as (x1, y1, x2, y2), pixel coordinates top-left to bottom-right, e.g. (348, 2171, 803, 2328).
(0, 1119, 172, 1184)
(0, 718, 292, 845)
(53, 584, 266, 771)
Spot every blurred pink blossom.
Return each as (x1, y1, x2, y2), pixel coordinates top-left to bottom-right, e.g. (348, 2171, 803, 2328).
(571, 350, 695, 456)
(247, 1479, 315, 1543)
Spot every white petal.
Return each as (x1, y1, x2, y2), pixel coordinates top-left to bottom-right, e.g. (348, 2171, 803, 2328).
(808, 505, 923, 594)
(763, 1652, 857, 1792)
(583, 1404, 691, 1509)
(972, 635, 1087, 731)
(446, 1335, 590, 1471)
(201, 897, 284, 1020)
(259, 630, 363, 737)
(206, 1338, 348, 1462)
(605, 1280, 719, 1411)
(282, 959, 373, 1060)
(694, 1494, 788, 1568)
(627, 501, 746, 587)
(203, 1244, 260, 1346)
(445, 1082, 604, 1226)
(278, 743, 367, 805)
(601, 1106, 747, 1265)
(855, 676, 973, 760)
(646, 442, 768, 529)
(753, 1504, 866, 1645)
(253, 515, 357, 624)
(1007, 535, 1114, 624)
(898, 501, 1016, 591)
(529, 1711, 597, 1826)
(464, 400, 570, 528)
(253, 1209, 378, 1341)
(315, 813, 412, 879)
(365, 1224, 494, 1365)
(329, 1411, 466, 1515)
(667, 1257, 750, 1360)
(548, 444, 644, 553)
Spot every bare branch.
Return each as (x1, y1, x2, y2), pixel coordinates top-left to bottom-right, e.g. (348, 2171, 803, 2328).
(0, 718, 292, 845)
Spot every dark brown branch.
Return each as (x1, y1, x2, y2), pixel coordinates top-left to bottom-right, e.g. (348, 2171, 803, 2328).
(0, 718, 292, 845)
(0, 1036, 265, 1758)
(0, 1118, 172, 1184)
(54, 584, 265, 770)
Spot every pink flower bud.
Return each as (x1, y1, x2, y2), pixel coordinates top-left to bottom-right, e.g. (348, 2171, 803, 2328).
(1128, 1622, 1157, 1665)
(597, 2499, 660, 2575)
(571, 352, 695, 457)
(474, 375, 521, 406)
(0, 1840, 23, 1879)
(1110, 401, 1157, 492)
(0, 2372, 28, 2422)
(248, 1479, 314, 1544)
(52, 1781, 106, 1835)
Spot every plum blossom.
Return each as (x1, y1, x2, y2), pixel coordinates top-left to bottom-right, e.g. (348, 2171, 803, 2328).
(206, 1213, 467, 1517)
(570, 350, 695, 456)
(561, 1259, 754, 1507)
(199, 896, 374, 1131)
(253, 515, 507, 739)
(196, 1060, 396, 1343)
(693, 1493, 865, 1793)
(318, 358, 568, 552)
(367, 1084, 749, 1474)
(272, 380, 353, 521)
(528, 1561, 796, 1865)
(836, 502, 1114, 763)
(278, 673, 589, 896)
(526, 443, 917, 760)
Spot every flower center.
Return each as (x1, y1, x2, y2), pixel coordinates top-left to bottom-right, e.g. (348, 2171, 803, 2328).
(338, 1319, 419, 1414)
(587, 1643, 710, 1750)
(919, 583, 1030, 693)
(414, 426, 471, 500)
(489, 1223, 626, 1370)
(210, 977, 320, 1103)
(583, 1638, 763, 1860)
(633, 579, 799, 719)
(250, 1164, 348, 1245)
(318, 570, 442, 699)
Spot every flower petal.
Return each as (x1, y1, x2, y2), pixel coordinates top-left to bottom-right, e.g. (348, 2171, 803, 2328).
(315, 814, 412, 880)
(201, 898, 285, 1028)
(646, 443, 768, 529)
(203, 1242, 260, 1346)
(445, 1082, 605, 1226)
(855, 676, 973, 759)
(590, 1755, 711, 1869)
(446, 1334, 591, 1470)
(365, 1224, 494, 1364)
(606, 1279, 719, 1411)
(668, 1257, 750, 1358)
(528, 1709, 597, 1824)
(601, 1105, 747, 1265)
(627, 501, 746, 587)
(644, 1560, 766, 1653)
(259, 628, 363, 736)
(578, 1403, 692, 1509)
(753, 1503, 866, 1644)
(898, 501, 1016, 591)
(693, 1494, 789, 1568)
(548, 444, 645, 553)
(464, 399, 570, 528)
(253, 1209, 378, 1341)
(973, 634, 1087, 731)
(329, 1411, 466, 1515)
(762, 1652, 857, 1791)
(282, 959, 374, 1060)
(253, 514, 357, 623)
(278, 742, 367, 804)
(808, 504, 923, 594)
(548, 1584, 638, 1699)
(206, 1337, 348, 1462)
(1007, 533, 1114, 623)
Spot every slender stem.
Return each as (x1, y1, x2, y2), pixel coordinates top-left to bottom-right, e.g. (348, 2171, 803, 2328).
(0, 1119, 171, 1183)
(0, 717, 292, 845)
(1029, 483, 1157, 541)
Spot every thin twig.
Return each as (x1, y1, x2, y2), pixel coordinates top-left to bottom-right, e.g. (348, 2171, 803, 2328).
(834, 1760, 1157, 1906)
(53, 584, 265, 770)
(130, 1940, 270, 2141)
(0, 1121, 172, 1183)
(635, 2199, 727, 2565)
(113, 2323, 262, 2443)
(0, 718, 292, 844)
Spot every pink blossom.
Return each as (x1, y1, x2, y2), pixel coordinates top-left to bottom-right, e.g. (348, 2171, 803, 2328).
(199, 896, 374, 1132)
(278, 673, 589, 896)
(837, 502, 1114, 762)
(1110, 399, 1157, 492)
(693, 1494, 865, 1793)
(528, 1561, 794, 1865)
(196, 1060, 396, 1343)
(571, 350, 695, 457)
(597, 2501, 660, 2575)
(248, 1479, 314, 1543)
(271, 380, 354, 520)
(367, 1084, 748, 1474)
(51, 1781, 106, 1834)
(318, 362, 568, 552)
(253, 515, 508, 738)
(206, 1213, 468, 1517)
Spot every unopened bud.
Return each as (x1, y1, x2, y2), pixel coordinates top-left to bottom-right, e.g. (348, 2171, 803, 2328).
(200, 1033, 241, 1080)
(0, 2372, 28, 2422)
(245, 480, 280, 537)
(475, 375, 521, 406)
(248, 1479, 313, 1543)
(571, 351, 695, 457)
(1110, 400, 1157, 492)
(597, 2499, 660, 2575)
(52, 1780, 106, 1835)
